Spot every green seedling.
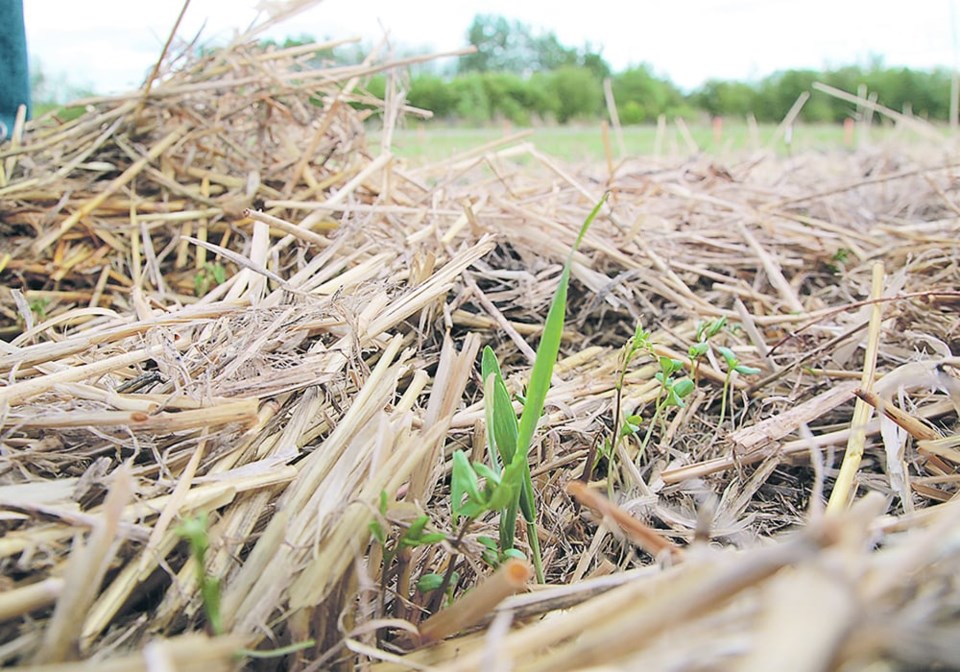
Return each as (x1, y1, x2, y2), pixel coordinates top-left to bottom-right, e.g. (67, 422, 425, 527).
(369, 491, 446, 564)
(454, 193, 609, 583)
(689, 316, 727, 385)
(605, 323, 694, 466)
(177, 515, 318, 660)
(416, 570, 460, 608)
(715, 346, 761, 430)
(635, 356, 695, 462)
(176, 513, 223, 636)
(369, 491, 449, 623)
(194, 261, 227, 296)
(613, 323, 652, 442)
(594, 321, 653, 491)
(689, 318, 763, 432)
(29, 297, 50, 322)
(825, 247, 852, 275)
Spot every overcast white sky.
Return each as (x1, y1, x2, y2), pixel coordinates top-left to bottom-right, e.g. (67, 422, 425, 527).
(23, 0, 957, 96)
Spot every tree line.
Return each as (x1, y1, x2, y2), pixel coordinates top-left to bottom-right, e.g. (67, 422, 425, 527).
(359, 14, 953, 126)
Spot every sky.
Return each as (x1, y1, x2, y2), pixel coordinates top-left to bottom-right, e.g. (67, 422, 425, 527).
(23, 0, 957, 98)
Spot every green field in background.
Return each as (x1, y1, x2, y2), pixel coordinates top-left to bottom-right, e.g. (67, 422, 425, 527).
(371, 122, 908, 164)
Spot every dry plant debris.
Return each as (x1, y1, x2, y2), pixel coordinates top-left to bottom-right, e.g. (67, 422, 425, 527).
(2, 10, 960, 671)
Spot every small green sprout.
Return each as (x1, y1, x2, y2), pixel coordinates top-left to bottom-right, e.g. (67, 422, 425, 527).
(476, 535, 501, 567)
(417, 573, 447, 593)
(29, 297, 50, 322)
(468, 193, 608, 583)
(194, 261, 227, 296)
(635, 355, 695, 462)
(175, 512, 223, 636)
(689, 316, 727, 384)
(715, 346, 761, 430)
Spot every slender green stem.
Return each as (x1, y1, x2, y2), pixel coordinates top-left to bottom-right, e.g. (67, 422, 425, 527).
(637, 401, 663, 463)
(429, 519, 471, 615)
(637, 380, 666, 463)
(718, 371, 732, 431)
(525, 519, 544, 583)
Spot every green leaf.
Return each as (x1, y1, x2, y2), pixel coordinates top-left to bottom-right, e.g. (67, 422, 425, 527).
(457, 500, 487, 519)
(716, 346, 739, 369)
(451, 450, 483, 521)
(473, 461, 502, 486)
(211, 262, 226, 284)
(176, 513, 210, 560)
(619, 416, 641, 437)
(477, 535, 499, 551)
(633, 322, 650, 345)
(735, 364, 762, 375)
(201, 576, 223, 635)
(597, 437, 613, 460)
(502, 548, 527, 561)
(672, 378, 695, 399)
(417, 573, 446, 593)
(706, 316, 727, 338)
(492, 193, 607, 583)
(658, 356, 683, 378)
(482, 348, 520, 472)
(488, 457, 523, 513)
(688, 342, 710, 359)
(369, 519, 386, 545)
(515, 193, 607, 460)
(695, 320, 708, 342)
(405, 515, 429, 541)
(663, 377, 695, 409)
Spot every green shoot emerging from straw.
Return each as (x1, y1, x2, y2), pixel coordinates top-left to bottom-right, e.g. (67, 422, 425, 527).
(688, 317, 761, 431)
(176, 512, 223, 636)
(715, 346, 761, 430)
(453, 193, 608, 583)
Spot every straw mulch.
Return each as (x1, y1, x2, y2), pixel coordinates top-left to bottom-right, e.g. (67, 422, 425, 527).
(2, 13, 960, 672)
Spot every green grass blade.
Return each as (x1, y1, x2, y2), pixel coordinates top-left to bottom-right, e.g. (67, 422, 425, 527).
(515, 193, 607, 456)
(512, 193, 607, 583)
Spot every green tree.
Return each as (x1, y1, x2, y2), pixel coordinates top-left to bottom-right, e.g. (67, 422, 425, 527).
(549, 67, 603, 123)
(692, 79, 757, 118)
(449, 72, 492, 123)
(580, 45, 611, 81)
(528, 71, 560, 120)
(461, 14, 536, 73)
(459, 14, 610, 78)
(529, 31, 578, 71)
(409, 75, 459, 118)
(482, 71, 538, 123)
(754, 69, 833, 122)
(611, 65, 686, 123)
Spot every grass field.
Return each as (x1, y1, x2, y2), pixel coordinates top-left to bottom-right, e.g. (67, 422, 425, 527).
(370, 121, 904, 163)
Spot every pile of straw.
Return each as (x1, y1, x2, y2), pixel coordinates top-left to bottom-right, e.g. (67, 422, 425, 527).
(2, 8, 959, 671)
